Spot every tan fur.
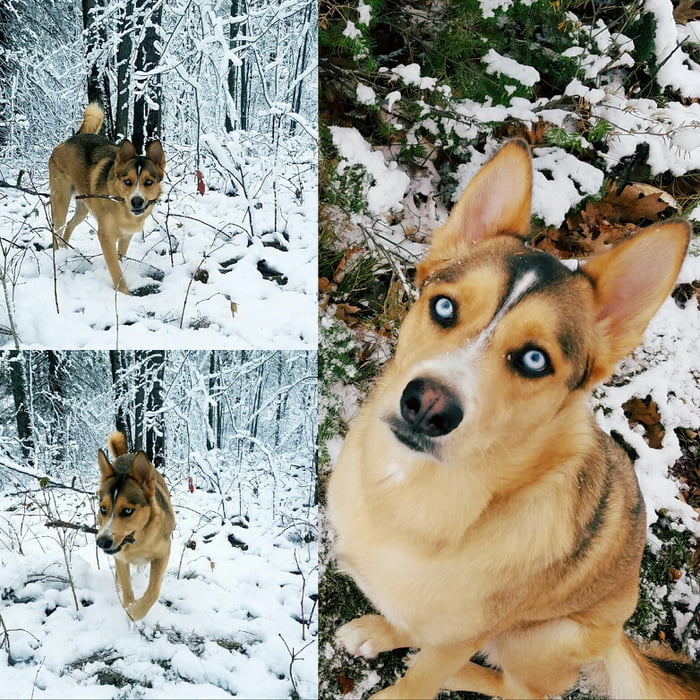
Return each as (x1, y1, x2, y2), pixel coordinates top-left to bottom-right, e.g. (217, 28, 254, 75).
(328, 140, 696, 699)
(96, 431, 174, 621)
(48, 104, 166, 294)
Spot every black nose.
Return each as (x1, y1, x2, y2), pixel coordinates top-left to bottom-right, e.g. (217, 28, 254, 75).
(131, 196, 145, 209)
(96, 535, 113, 550)
(400, 378, 463, 437)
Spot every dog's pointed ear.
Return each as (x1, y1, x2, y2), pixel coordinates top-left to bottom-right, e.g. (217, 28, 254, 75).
(115, 140, 137, 169)
(131, 452, 155, 497)
(584, 220, 689, 384)
(417, 139, 532, 283)
(145, 140, 166, 177)
(98, 449, 114, 479)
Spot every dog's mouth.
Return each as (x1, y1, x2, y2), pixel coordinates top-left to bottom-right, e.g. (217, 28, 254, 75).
(100, 532, 136, 555)
(385, 415, 441, 459)
(131, 205, 147, 216)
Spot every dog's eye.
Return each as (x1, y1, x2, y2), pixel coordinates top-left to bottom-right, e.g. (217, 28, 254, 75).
(430, 296, 457, 327)
(122, 508, 134, 517)
(99, 505, 107, 515)
(508, 346, 553, 378)
(124, 178, 132, 186)
(144, 179, 153, 186)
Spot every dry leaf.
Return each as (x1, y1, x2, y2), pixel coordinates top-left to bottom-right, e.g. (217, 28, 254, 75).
(338, 673, 355, 695)
(674, 0, 700, 24)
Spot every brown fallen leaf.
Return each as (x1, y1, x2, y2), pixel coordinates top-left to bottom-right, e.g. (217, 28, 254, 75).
(674, 0, 700, 24)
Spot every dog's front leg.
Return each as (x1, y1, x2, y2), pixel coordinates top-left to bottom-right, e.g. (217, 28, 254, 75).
(114, 558, 135, 608)
(126, 555, 168, 621)
(337, 614, 415, 658)
(370, 642, 477, 700)
(97, 228, 130, 294)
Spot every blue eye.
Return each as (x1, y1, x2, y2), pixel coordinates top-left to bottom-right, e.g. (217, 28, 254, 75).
(509, 346, 552, 378)
(430, 296, 456, 327)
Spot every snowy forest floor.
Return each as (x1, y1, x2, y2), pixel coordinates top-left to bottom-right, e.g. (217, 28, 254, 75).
(0, 145, 317, 350)
(0, 471, 317, 699)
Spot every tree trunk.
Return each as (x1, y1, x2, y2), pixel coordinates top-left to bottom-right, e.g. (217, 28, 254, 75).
(131, 0, 163, 151)
(9, 351, 33, 465)
(115, 0, 134, 140)
(134, 350, 166, 469)
(110, 350, 133, 445)
(46, 351, 67, 468)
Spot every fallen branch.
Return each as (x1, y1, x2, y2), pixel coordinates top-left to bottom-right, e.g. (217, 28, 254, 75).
(0, 180, 49, 198)
(45, 519, 97, 535)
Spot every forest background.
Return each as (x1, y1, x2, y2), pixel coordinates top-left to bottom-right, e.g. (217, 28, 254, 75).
(0, 0, 318, 349)
(0, 349, 319, 697)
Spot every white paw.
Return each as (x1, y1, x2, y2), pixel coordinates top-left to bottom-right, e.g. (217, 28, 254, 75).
(336, 619, 380, 658)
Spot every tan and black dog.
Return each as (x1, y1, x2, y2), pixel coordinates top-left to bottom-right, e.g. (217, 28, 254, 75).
(97, 431, 174, 621)
(48, 104, 166, 294)
(328, 141, 700, 698)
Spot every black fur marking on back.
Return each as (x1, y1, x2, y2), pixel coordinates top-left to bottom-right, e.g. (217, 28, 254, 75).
(155, 485, 171, 517)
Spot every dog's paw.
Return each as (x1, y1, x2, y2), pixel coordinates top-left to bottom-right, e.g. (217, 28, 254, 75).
(336, 615, 400, 658)
(126, 598, 153, 621)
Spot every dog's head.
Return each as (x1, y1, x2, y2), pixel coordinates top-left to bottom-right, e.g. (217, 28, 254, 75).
(380, 140, 689, 465)
(96, 446, 156, 555)
(114, 139, 166, 217)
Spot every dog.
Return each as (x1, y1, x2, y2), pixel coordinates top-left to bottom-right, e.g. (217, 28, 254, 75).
(96, 431, 175, 620)
(327, 140, 699, 698)
(48, 104, 166, 294)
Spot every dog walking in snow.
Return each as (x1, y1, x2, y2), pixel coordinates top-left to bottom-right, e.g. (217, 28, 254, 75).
(328, 140, 700, 698)
(96, 431, 174, 620)
(49, 104, 166, 294)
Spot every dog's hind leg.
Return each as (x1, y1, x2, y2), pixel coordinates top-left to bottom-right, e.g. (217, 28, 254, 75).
(48, 172, 72, 249)
(126, 554, 168, 621)
(60, 199, 89, 246)
(114, 558, 135, 608)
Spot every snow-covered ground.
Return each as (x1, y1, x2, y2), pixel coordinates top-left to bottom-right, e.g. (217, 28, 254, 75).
(0, 148, 317, 350)
(0, 471, 317, 698)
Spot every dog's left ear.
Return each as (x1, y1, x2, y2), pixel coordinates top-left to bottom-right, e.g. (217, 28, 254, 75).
(131, 452, 155, 498)
(584, 220, 690, 385)
(417, 139, 532, 283)
(146, 140, 166, 178)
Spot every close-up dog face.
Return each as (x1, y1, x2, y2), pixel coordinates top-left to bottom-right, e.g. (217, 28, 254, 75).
(380, 237, 599, 463)
(96, 451, 154, 555)
(113, 140, 165, 218)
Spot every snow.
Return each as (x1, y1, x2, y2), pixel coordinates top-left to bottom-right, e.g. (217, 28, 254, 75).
(482, 49, 540, 87)
(0, 476, 318, 699)
(329, 126, 410, 215)
(0, 145, 317, 350)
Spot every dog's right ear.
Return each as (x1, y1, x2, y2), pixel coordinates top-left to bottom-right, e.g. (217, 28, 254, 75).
(146, 140, 166, 178)
(417, 139, 532, 284)
(131, 452, 155, 498)
(115, 140, 137, 170)
(98, 449, 114, 479)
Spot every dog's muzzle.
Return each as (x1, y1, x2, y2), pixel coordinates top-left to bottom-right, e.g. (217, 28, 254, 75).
(386, 377, 463, 456)
(96, 532, 136, 555)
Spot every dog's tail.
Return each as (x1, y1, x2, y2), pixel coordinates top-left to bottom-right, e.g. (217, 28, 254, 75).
(603, 634, 700, 699)
(77, 103, 104, 134)
(107, 431, 128, 458)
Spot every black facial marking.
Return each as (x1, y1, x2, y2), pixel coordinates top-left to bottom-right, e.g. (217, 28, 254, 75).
(495, 250, 574, 319)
